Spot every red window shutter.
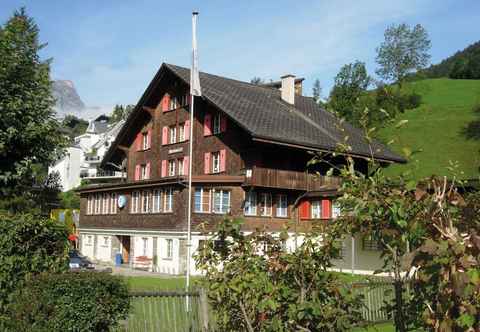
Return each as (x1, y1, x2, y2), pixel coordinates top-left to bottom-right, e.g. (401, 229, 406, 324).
(183, 156, 189, 176)
(204, 114, 212, 136)
(146, 162, 151, 180)
(162, 126, 168, 145)
(147, 128, 152, 148)
(162, 94, 170, 112)
(299, 200, 311, 220)
(220, 115, 227, 132)
(219, 149, 226, 172)
(184, 120, 190, 141)
(161, 160, 167, 178)
(204, 152, 211, 174)
(134, 164, 140, 181)
(321, 199, 331, 219)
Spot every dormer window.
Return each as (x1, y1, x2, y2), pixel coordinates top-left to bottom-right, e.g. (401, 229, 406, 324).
(212, 152, 220, 173)
(169, 96, 178, 110)
(142, 132, 149, 150)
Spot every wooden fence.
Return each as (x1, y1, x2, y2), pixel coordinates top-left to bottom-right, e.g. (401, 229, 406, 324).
(118, 282, 394, 331)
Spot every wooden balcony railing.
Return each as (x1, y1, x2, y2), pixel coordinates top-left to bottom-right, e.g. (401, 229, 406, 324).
(243, 166, 341, 191)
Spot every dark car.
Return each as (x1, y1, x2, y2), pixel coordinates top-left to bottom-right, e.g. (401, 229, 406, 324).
(69, 250, 95, 270)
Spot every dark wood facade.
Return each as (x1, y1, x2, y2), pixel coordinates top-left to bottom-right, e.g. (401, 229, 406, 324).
(78, 70, 364, 234)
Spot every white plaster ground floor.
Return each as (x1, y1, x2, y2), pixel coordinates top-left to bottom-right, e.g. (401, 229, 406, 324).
(78, 228, 384, 276)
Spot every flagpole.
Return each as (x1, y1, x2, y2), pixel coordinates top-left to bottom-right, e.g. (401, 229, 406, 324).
(186, 10, 200, 311)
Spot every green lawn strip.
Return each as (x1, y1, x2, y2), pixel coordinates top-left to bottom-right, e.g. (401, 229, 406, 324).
(351, 322, 394, 332)
(378, 78, 480, 180)
(125, 276, 202, 292)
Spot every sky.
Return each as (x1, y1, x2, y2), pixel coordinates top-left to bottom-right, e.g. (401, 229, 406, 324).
(1, 0, 479, 116)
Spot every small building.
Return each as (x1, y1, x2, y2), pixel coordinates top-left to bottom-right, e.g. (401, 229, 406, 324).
(77, 63, 405, 274)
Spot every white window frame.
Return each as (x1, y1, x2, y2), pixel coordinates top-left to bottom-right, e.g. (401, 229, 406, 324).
(213, 189, 230, 214)
(179, 123, 186, 142)
(260, 193, 272, 217)
(276, 194, 288, 218)
(213, 114, 221, 134)
(131, 191, 140, 213)
(168, 160, 176, 177)
(102, 236, 109, 247)
(164, 188, 173, 212)
(165, 239, 173, 259)
(95, 193, 101, 215)
(102, 193, 110, 214)
(142, 132, 149, 150)
(86, 235, 93, 246)
(110, 193, 117, 214)
(244, 191, 257, 216)
(169, 126, 177, 144)
(311, 200, 322, 219)
(194, 188, 211, 213)
(141, 190, 151, 213)
(140, 164, 147, 180)
(152, 189, 162, 213)
(212, 151, 220, 173)
(178, 158, 185, 176)
(87, 194, 93, 215)
(169, 96, 178, 110)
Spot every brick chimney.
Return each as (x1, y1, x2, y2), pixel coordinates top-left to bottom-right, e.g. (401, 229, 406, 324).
(281, 74, 295, 104)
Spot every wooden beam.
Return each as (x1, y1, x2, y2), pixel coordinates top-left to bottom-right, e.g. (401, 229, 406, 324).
(118, 145, 129, 153)
(142, 106, 156, 116)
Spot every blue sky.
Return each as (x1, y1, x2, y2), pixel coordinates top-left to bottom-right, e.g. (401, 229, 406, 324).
(1, 0, 479, 115)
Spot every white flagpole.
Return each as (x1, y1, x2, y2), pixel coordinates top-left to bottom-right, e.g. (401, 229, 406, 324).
(186, 11, 200, 311)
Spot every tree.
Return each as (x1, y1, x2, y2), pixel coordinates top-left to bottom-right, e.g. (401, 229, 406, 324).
(61, 115, 88, 140)
(376, 23, 431, 87)
(328, 61, 371, 124)
(109, 104, 134, 124)
(0, 8, 66, 199)
(250, 77, 265, 85)
(312, 79, 322, 103)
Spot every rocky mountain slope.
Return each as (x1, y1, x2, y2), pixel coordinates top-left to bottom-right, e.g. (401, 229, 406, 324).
(52, 80, 85, 116)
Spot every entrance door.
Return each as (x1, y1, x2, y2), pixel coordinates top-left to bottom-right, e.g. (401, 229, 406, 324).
(120, 236, 130, 263)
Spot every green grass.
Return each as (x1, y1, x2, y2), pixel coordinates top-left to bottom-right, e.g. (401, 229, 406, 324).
(378, 78, 480, 180)
(125, 276, 202, 292)
(351, 323, 394, 332)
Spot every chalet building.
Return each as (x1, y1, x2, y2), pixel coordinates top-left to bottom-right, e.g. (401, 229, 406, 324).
(77, 63, 404, 275)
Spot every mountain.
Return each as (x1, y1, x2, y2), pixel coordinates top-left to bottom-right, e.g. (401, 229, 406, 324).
(52, 80, 86, 116)
(415, 41, 480, 80)
(378, 78, 480, 180)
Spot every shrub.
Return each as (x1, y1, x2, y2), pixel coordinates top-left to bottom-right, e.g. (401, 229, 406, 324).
(0, 213, 69, 317)
(8, 271, 130, 332)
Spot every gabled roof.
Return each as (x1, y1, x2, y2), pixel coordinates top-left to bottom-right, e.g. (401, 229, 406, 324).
(102, 63, 405, 166)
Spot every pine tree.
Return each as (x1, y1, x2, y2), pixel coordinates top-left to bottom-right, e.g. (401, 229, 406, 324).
(312, 79, 322, 103)
(0, 8, 66, 204)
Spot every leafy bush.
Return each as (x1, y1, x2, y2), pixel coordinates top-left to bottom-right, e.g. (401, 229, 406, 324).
(196, 219, 363, 331)
(8, 272, 130, 332)
(0, 213, 69, 317)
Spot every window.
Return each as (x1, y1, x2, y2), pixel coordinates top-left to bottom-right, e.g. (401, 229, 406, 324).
(142, 237, 148, 256)
(213, 114, 221, 134)
(140, 164, 148, 180)
(169, 126, 177, 144)
(179, 123, 186, 142)
(165, 239, 173, 259)
(152, 189, 162, 213)
(179, 94, 188, 106)
(102, 236, 109, 247)
(87, 195, 93, 215)
(142, 132, 149, 150)
(141, 190, 151, 213)
(178, 158, 185, 176)
(131, 191, 140, 213)
(260, 193, 272, 217)
(276, 194, 288, 217)
(86, 235, 93, 246)
(332, 201, 341, 219)
(164, 188, 173, 212)
(110, 193, 117, 214)
(102, 193, 109, 214)
(311, 201, 322, 219)
(95, 193, 101, 214)
(169, 96, 178, 110)
(212, 152, 220, 173)
(213, 189, 230, 214)
(168, 160, 176, 177)
(244, 191, 257, 216)
(194, 188, 211, 213)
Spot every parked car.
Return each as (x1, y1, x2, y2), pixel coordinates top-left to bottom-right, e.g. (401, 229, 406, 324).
(69, 250, 95, 270)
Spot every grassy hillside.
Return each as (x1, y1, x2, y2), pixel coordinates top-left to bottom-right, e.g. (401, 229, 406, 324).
(378, 78, 480, 180)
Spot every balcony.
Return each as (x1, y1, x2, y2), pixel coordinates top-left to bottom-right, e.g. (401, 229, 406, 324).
(243, 166, 341, 191)
(80, 169, 125, 180)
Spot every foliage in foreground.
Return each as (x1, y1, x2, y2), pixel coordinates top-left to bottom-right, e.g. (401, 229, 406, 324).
(8, 272, 130, 332)
(196, 219, 363, 332)
(0, 213, 69, 318)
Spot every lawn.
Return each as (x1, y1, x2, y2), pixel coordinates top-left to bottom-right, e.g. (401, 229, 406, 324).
(378, 78, 480, 180)
(352, 323, 394, 332)
(125, 275, 201, 292)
